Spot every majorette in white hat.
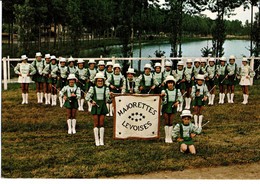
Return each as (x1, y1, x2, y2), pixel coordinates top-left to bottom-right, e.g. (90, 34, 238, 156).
(35, 52, 42, 57)
(77, 59, 84, 64)
(196, 74, 205, 80)
(126, 68, 135, 74)
(144, 63, 152, 69)
(21, 55, 28, 60)
(164, 75, 176, 84)
(180, 109, 193, 118)
(94, 73, 105, 80)
(67, 74, 77, 80)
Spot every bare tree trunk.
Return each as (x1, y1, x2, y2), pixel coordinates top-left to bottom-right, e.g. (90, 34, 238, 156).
(54, 22, 57, 49)
(11, 22, 14, 56)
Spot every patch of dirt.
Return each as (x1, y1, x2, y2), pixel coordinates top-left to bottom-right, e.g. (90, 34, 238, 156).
(114, 162, 260, 179)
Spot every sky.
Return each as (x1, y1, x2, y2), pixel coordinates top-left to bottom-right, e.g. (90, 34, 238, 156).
(159, 0, 259, 24)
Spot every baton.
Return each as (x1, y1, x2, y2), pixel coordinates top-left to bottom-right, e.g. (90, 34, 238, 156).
(79, 88, 100, 108)
(208, 85, 217, 94)
(148, 88, 152, 94)
(51, 84, 60, 92)
(194, 121, 210, 131)
(171, 91, 187, 107)
(220, 74, 228, 84)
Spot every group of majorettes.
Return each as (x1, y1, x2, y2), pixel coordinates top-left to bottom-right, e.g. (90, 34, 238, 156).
(14, 53, 255, 151)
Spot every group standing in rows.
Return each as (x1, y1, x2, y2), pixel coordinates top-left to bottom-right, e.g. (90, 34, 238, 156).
(14, 52, 256, 150)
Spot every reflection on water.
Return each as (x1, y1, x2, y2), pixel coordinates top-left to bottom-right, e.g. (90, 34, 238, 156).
(131, 39, 250, 70)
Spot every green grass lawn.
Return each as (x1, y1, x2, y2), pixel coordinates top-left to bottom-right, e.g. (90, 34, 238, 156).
(1, 81, 260, 178)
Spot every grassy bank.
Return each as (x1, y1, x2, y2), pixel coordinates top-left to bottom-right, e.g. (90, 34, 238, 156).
(1, 81, 260, 178)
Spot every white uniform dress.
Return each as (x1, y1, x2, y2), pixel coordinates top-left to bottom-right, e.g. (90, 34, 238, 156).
(239, 65, 255, 86)
(14, 63, 36, 83)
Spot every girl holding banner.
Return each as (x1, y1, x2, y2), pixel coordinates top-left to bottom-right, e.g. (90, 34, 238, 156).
(14, 55, 36, 104)
(161, 75, 183, 143)
(86, 73, 111, 146)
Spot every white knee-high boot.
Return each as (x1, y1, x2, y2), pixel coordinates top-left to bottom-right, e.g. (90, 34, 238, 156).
(245, 94, 249, 104)
(67, 119, 72, 134)
(106, 104, 110, 116)
(168, 126, 173, 143)
(222, 93, 225, 104)
(37, 92, 40, 103)
(185, 98, 191, 109)
(208, 94, 212, 105)
(230, 93, 234, 103)
(21, 93, 25, 104)
(40, 92, 44, 103)
(51, 95, 54, 106)
(218, 93, 222, 104)
(109, 104, 113, 116)
(99, 127, 105, 146)
(45, 93, 48, 104)
(78, 99, 81, 111)
(164, 126, 169, 143)
(211, 94, 215, 105)
(242, 94, 248, 104)
(194, 115, 198, 127)
(53, 95, 57, 106)
(227, 93, 231, 103)
(81, 99, 85, 111)
(59, 96, 63, 108)
(25, 93, 28, 104)
(199, 115, 203, 128)
(72, 119, 76, 134)
(185, 98, 188, 109)
(88, 101, 92, 112)
(48, 93, 51, 104)
(94, 127, 100, 146)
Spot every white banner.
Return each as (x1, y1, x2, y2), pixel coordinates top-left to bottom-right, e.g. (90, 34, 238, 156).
(113, 94, 161, 139)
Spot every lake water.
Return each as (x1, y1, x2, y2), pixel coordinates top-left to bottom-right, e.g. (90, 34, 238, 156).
(130, 39, 250, 70)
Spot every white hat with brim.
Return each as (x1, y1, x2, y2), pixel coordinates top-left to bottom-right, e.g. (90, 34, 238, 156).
(113, 63, 121, 69)
(180, 110, 193, 118)
(209, 58, 215, 62)
(21, 55, 28, 60)
(165, 61, 172, 67)
(200, 58, 206, 63)
(164, 75, 176, 84)
(77, 59, 84, 64)
(50, 56, 57, 60)
(68, 57, 75, 62)
(144, 63, 152, 70)
(67, 74, 77, 80)
(126, 68, 135, 74)
(220, 57, 227, 62)
(106, 61, 113, 67)
(94, 73, 105, 80)
(154, 63, 161, 68)
(186, 59, 192, 63)
(196, 74, 205, 80)
(229, 55, 236, 60)
(242, 57, 248, 62)
(59, 58, 66, 63)
(35, 52, 42, 57)
(45, 54, 51, 58)
(177, 61, 184, 66)
(98, 60, 105, 66)
(88, 59, 96, 64)
(194, 58, 201, 63)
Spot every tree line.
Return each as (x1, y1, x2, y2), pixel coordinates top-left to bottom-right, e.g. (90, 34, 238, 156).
(2, 0, 260, 59)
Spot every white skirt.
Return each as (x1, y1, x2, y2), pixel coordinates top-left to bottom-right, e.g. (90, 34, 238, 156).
(18, 74, 32, 83)
(239, 76, 252, 86)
